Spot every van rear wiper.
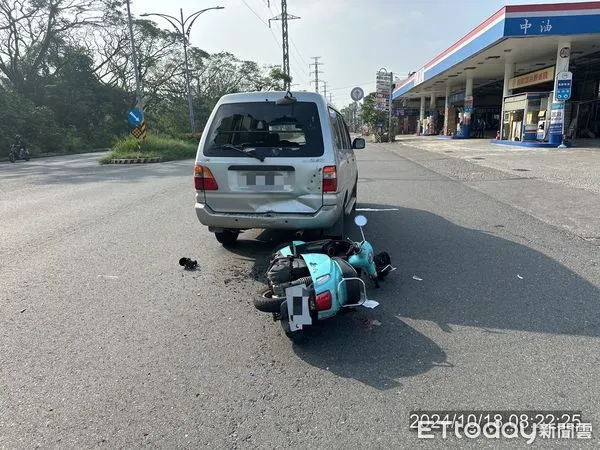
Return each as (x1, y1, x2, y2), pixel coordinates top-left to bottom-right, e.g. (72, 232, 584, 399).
(221, 144, 265, 162)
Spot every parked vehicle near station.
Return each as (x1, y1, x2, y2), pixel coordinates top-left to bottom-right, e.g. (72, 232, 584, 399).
(194, 91, 365, 245)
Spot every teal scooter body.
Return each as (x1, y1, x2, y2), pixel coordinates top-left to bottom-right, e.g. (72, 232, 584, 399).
(255, 215, 395, 341)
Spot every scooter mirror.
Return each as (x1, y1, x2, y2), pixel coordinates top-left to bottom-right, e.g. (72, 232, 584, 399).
(354, 215, 367, 227)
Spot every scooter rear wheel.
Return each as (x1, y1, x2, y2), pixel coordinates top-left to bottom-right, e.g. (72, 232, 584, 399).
(254, 289, 284, 313)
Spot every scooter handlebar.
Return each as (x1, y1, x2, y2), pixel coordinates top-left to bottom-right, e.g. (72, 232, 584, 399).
(345, 242, 360, 257)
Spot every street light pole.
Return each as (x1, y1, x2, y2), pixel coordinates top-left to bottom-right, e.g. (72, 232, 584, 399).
(141, 6, 224, 134)
(125, 0, 143, 111)
(180, 8, 195, 134)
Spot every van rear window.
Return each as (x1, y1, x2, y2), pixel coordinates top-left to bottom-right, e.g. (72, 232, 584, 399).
(203, 101, 324, 158)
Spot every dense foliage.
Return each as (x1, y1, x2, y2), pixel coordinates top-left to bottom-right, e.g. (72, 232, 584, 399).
(0, 0, 289, 158)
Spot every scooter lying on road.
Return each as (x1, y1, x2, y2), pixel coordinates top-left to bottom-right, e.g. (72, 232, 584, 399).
(254, 215, 396, 342)
(9, 144, 30, 163)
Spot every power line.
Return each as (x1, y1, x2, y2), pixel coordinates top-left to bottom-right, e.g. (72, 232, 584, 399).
(328, 80, 376, 92)
(240, 0, 268, 26)
(241, 0, 306, 86)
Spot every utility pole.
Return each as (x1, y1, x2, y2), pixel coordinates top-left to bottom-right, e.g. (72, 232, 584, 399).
(321, 81, 327, 99)
(125, 0, 143, 112)
(310, 57, 323, 93)
(269, 1, 300, 91)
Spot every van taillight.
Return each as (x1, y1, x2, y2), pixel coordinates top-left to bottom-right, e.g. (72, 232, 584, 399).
(194, 165, 218, 190)
(322, 166, 337, 192)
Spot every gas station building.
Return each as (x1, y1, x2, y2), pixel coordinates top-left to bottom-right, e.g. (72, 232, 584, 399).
(391, 2, 600, 146)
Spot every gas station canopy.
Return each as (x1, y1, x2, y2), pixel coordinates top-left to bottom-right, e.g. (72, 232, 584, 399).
(393, 2, 600, 100)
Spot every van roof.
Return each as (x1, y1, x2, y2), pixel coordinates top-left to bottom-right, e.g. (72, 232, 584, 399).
(217, 91, 328, 105)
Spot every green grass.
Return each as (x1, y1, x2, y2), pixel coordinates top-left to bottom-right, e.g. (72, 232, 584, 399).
(99, 135, 197, 164)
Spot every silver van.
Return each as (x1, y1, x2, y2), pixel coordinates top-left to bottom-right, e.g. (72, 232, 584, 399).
(194, 91, 365, 245)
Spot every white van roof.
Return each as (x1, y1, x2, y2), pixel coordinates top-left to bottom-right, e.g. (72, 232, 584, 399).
(217, 91, 328, 105)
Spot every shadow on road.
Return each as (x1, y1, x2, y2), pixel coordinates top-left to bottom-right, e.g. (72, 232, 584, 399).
(223, 202, 600, 390)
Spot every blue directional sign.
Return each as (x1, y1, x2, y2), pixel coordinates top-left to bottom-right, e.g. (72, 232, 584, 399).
(128, 108, 143, 127)
(555, 71, 572, 101)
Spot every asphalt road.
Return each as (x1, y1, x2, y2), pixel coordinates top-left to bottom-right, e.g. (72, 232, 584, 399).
(1, 147, 599, 448)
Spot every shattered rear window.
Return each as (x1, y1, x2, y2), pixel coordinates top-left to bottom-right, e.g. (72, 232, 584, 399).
(203, 101, 324, 158)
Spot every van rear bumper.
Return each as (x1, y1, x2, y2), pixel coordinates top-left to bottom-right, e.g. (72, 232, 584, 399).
(195, 202, 341, 231)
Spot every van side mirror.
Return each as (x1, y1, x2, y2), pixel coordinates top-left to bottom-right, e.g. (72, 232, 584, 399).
(352, 138, 366, 149)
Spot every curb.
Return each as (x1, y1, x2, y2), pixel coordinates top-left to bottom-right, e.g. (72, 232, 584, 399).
(108, 157, 163, 164)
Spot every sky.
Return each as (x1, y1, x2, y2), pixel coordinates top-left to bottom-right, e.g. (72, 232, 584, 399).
(131, 0, 590, 107)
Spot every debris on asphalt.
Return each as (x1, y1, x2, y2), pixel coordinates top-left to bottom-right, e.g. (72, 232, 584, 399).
(98, 275, 119, 280)
(412, 275, 423, 281)
(179, 257, 198, 271)
(20, 308, 26, 313)
(361, 299, 379, 309)
(359, 318, 382, 330)
(517, 274, 524, 280)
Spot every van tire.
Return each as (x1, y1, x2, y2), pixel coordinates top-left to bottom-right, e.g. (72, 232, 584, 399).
(215, 230, 239, 246)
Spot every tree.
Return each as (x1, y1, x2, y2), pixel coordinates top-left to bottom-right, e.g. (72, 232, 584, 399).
(0, 0, 303, 156)
(360, 93, 387, 141)
(340, 102, 362, 133)
(0, 0, 124, 98)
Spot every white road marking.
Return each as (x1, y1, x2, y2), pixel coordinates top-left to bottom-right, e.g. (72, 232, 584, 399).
(355, 208, 399, 212)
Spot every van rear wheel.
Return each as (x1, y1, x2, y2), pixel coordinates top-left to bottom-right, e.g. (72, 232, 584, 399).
(215, 230, 239, 246)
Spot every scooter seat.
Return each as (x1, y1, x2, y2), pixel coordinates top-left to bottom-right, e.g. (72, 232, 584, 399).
(332, 257, 362, 305)
(290, 239, 353, 258)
